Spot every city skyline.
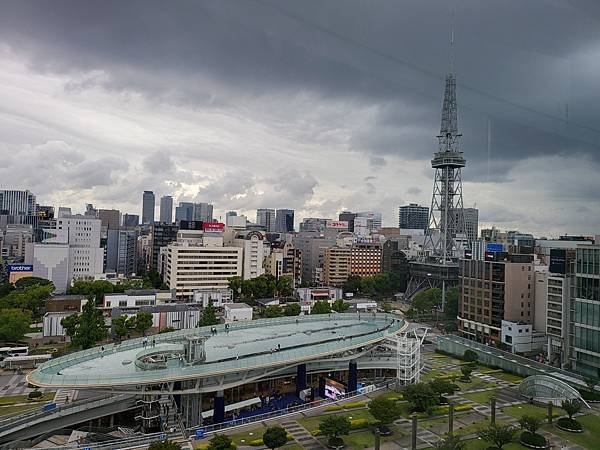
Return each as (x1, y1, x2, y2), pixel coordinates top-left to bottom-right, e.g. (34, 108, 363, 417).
(0, 1, 599, 236)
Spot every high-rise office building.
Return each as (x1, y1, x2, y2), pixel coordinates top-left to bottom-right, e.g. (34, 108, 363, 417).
(256, 209, 276, 232)
(175, 202, 194, 222)
(98, 209, 120, 231)
(338, 211, 357, 232)
(570, 245, 600, 376)
(193, 203, 213, 222)
(399, 203, 429, 231)
(0, 190, 38, 231)
(355, 211, 382, 232)
(451, 207, 478, 244)
(275, 209, 294, 233)
(149, 223, 179, 270)
(142, 191, 155, 225)
(122, 214, 139, 228)
(27, 215, 104, 293)
(159, 196, 173, 224)
(458, 253, 534, 344)
(0, 190, 36, 216)
(106, 229, 137, 276)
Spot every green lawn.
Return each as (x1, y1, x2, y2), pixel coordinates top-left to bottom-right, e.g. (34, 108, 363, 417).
(455, 378, 497, 391)
(461, 390, 499, 406)
(0, 392, 55, 406)
(298, 409, 375, 435)
(501, 403, 565, 420)
(337, 426, 405, 450)
(492, 372, 526, 383)
(462, 438, 527, 449)
(0, 404, 40, 416)
(281, 444, 303, 450)
(542, 414, 600, 449)
(453, 419, 508, 437)
(227, 426, 266, 445)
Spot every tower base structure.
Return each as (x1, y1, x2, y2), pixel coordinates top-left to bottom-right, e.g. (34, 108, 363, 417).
(405, 260, 459, 302)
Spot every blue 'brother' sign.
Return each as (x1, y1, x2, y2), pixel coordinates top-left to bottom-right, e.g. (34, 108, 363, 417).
(8, 264, 33, 272)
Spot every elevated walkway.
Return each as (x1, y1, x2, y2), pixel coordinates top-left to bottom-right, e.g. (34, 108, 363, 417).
(0, 394, 138, 444)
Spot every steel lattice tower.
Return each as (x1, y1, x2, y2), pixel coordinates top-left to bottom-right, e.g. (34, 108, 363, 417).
(423, 72, 466, 262)
(405, 71, 467, 309)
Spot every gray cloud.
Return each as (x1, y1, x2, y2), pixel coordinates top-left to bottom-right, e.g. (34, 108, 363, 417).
(0, 1, 599, 233)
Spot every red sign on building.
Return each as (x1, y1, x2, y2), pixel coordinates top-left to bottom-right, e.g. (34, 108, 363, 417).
(202, 222, 225, 232)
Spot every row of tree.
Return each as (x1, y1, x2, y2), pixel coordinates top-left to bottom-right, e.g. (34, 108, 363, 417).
(343, 272, 406, 300)
(228, 274, 294, 300)
(0, 277, 55, 342)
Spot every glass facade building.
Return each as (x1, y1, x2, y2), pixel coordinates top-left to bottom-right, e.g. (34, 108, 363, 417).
(570, 245, 600, 376)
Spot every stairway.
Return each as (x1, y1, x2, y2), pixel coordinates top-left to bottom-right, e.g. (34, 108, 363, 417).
(281, 420, 324, 450)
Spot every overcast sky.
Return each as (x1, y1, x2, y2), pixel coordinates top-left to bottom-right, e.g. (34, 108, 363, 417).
(0, 0, 599, 236)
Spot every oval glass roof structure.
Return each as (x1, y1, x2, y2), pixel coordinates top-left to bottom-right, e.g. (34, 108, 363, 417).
(27, 313, 404, 389)
(518, 374, 584, 406)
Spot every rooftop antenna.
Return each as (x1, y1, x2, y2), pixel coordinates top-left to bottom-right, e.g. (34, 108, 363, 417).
(449, 2, 456, 75)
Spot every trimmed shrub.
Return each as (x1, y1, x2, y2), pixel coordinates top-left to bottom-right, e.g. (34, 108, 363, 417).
(324, 405, 344, 412)
(28, 390, 43, 399)
(556, 417, 583, 432)
(463, 349, 479, 363)
(520, 431, 547, 448)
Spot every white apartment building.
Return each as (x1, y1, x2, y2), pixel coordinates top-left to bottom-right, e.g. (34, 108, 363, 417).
(26, 215, 104, 293)
(163, 232, 242, 300)
(224, 303, 253, 323)
(193, 289, 233, 307)
(233, 231, 265, 280)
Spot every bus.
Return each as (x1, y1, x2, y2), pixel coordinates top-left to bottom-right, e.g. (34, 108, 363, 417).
(0, 346, 29, 360)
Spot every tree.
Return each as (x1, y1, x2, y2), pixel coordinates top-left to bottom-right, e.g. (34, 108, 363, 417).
(0, 309, 31, 342)
(429, 379, 459, 401)
(412, 288, 441, 314)
(331, 299, 349, 313)
(228, 276, 244, 300)
(477, 425, 516, 450)
(112, 315, 131, 341)
(584, 376, 598, 393)
(460, 366, 473, 382)
(319, 415, 351, 448)
(264, 305, 283, 318)
(148, 440, 182, 450)
(262, 426, 288, 449)
(199, 301, 219, 327)
(135, 311, 153, 335)
(518, 415, 542, 435)
(60, 298, 108, 349)
(444, 287, 459, 319)
(311, 300, 331, 315)
(159, 326, 176, 334)
(433, 433, 465, 450)
(14, 277, 53, 290)
(207, 434, 234, 450)
(368, 397, 402, 434)
(561, 398, 582, 419)
(283, 303, 301, 316)
(404, 383, 438, 413)
(0, 281, 14, 297)
(276, 276, 293, 297)
(343, 275, 362, 294)
(462, 350, 479, 363)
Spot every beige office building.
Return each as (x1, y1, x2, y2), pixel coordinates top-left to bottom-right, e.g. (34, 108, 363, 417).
(163, 240, 242, 300)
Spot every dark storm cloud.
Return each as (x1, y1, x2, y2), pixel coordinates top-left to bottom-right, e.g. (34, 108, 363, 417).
(0, 0, 600, 232)
(1, 0, 600, 176)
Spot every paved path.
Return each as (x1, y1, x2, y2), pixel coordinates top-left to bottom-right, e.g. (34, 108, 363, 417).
(280, 420, 324, 450)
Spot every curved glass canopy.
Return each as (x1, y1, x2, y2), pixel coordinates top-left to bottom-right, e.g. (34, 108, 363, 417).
(518, 374, 585, 407)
